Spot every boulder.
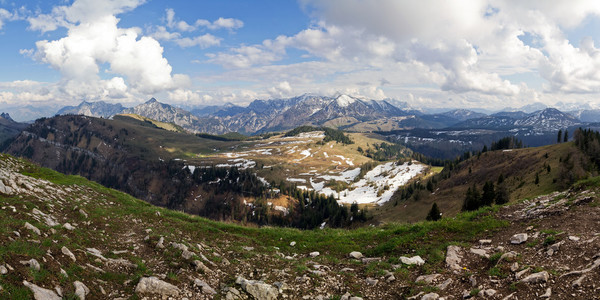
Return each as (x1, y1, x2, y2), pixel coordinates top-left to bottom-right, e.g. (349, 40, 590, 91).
(400, 255, 425, 266)
(61, 246, 76, 262)
(135, 276, 180, 297)
(194, 278, 217, 295)
(415, 274, 441, 284)
(469, 248, 489, 259)
(309, 251, 320, 257)
(24, 222, 41, 235)
(20, 258, 40, 271)
(521, 271, 549, 284)
(349, 251, 363, 259)
(478, 289, 496, 297)
(23, 281, 61, 300)
(73, 281, 90, 300)
(235, 276, 279, 300)
(421, 293, 439, 300)
(446, 245, 463, 272)
(510, 233, 528, 244)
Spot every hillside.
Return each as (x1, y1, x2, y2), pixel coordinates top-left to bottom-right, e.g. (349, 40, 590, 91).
(1, 153, 600, 299)
(2, 115, 405, 229)
(0, 113, 27, 144)
(376, 142, 587, 223)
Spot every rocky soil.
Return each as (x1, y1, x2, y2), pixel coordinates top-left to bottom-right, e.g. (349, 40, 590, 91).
(0, 154, 599, 299)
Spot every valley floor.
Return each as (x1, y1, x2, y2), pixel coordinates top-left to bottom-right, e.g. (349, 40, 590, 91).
(0, 154, 599, 299)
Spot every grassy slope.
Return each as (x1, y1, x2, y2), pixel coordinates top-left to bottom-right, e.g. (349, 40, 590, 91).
(0, 153, 507, 298)
(105, 116, 243, 159)
(115, 114, 186, 133)
(375, 142, 577, 223)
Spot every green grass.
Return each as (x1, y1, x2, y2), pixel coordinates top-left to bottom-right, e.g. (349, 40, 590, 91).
(17, 159, 510, 260)
(0, 153, 517, 300)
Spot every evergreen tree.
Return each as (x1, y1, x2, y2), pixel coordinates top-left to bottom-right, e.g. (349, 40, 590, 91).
(426, 202, 441, 221)
(564, 130, 569, 142)
(535, 173, 540, 185)
(462, 184, 481, 211)
(557, 129, 562, 143)
(495, 184, 509, 205)
(481, 181, 495, 206)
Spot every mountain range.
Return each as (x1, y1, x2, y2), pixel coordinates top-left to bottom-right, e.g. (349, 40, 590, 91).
(50, 95, 600, 136)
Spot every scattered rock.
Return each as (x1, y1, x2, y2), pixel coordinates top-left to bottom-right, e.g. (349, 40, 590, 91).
(135, 276, 180, 297)
(478, 289, 496, 297)
(415, 274, 441, 284)
(193, 260, 212, 274)
(24, 222, 41, 235)
(235, 276, 279, 300)
(421, 293, 439, 300)
(181, 249, 195, 260)
(400, 255, 425, 266)
(23, 280, 61, 300)
(520, 271, 549, 284)
(105, 258, 137, 270)
(349, 251, 363, 259)
(62, 223, 75, 230)
(496, 251, 518, 265)
(572, 275, 586, 288)
(436, 278, 453, 290)
(73, 281, 90, 300)
(568, 235, 580, 241)
(515, 268, 530, 280)
(479, 239, 492, 245)
(242, 246, 254, 251)
(510, 233, 528, 244)
(469, 248, 489, 259)
(156, 237, 165, 249)
(20, 258, 40, 271)
(194, 278, 217, 295)
(365, 278, 378, 285)
(309, 251, 320, 257)
(61, 246, 76, 262)
(0, 265, 7, 275)
(446, 245, 463, 272)
(541, 288, 552, 298)
(290, 241, 296, 246)
(361, 257, 381, 263)
(79, 209, 88, 218)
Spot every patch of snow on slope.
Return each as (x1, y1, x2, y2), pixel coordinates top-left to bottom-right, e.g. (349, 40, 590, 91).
(216, 159, 256, 170)
(313, 161, 424, 205)
(287, 178, 306, 183)
(183, 165, 196, 173)
(318, 168, 361, 183)
(296, 149, 311, 161)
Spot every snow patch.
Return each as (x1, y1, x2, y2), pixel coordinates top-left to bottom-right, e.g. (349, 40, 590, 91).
(313, 162, 425, 206)
(335, 94, 356, 107)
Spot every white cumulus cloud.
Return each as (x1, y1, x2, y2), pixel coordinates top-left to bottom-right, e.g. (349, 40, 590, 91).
(28, 0, 187, 102)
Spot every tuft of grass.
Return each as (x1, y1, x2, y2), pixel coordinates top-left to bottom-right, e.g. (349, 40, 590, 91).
(543, 236, 556, 246)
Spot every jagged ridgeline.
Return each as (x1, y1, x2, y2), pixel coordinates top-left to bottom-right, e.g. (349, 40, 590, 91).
(2, 115, 359, 229)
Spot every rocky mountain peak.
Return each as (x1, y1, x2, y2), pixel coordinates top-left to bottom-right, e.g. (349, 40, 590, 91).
(0, 112, 13, 121)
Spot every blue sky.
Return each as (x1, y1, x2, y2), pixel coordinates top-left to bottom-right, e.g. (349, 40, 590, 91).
(2, 0, 600, 120)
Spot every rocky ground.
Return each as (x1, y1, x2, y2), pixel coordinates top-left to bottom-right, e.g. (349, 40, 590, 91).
(0, 154, 599, 299)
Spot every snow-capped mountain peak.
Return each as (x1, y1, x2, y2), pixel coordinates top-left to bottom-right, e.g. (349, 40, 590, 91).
(335, 95, 357, 107)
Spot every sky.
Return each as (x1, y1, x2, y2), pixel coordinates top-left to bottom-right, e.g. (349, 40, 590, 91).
(2, 0, 600, 119)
